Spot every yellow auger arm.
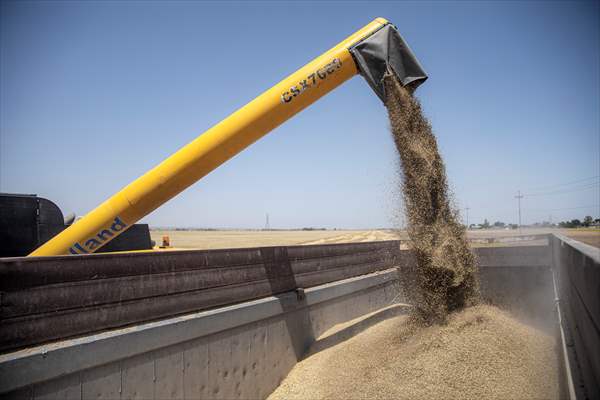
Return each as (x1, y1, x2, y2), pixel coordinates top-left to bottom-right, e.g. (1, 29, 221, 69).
(29, 17, 426, 256)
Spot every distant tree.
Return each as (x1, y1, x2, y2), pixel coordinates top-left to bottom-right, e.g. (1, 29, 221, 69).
(560, 219, 582, 228)
(583, 216, 593, 227)
(508, 224, 519, 230)
(482, 219, 491, 229)
(493, 221, 506, 228)
(559, 220, 578, 228)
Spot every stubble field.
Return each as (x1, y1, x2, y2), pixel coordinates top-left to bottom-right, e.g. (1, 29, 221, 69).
(150, 228, 598, 250)
(149, 229, 400, 250)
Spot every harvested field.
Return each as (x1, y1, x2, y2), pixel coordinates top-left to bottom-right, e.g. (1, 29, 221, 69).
(561, 228, 600, 248)
(300, 230, 401, 245)
(149, 228, 571, 250)
(268, 305, 559, 400)
(149, 229, 398, 250)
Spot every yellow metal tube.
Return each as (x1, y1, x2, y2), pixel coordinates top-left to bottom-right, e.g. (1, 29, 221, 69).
(29, 18, 390, 256)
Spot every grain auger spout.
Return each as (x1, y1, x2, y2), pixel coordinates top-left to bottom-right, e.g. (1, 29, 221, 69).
(30, 18, 427, 256)
(348, 21, 427, 100)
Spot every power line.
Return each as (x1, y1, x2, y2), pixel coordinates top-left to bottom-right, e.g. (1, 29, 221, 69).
(524, 204, 600, 212)
(527, 175, 599, 191)
(525, 181, 599, 197)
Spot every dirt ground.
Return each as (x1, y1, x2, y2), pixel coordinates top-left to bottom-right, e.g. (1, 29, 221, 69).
(560, 228, 600, 248)
(268, 305, 559, 400)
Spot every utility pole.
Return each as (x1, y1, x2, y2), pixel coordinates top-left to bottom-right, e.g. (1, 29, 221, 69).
(465, 206, 470, 229)
(264, 213, 270, 230)
(515, 190, 524, 234)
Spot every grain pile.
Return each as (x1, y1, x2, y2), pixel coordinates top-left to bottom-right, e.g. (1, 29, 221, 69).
(268, 305, 559, 400)
(383, 73, 479, 323)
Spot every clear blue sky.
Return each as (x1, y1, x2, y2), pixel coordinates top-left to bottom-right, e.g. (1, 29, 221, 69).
(1, 1, 598, 228)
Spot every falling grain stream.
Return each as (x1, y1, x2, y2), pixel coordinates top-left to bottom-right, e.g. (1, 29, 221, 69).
(268, 75, 559, 399)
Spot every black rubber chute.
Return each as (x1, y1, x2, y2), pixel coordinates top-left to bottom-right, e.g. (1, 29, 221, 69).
(349, 24, 428, 101)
